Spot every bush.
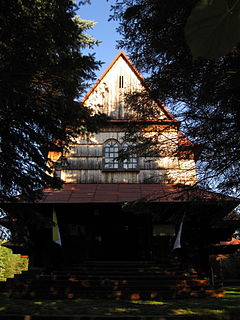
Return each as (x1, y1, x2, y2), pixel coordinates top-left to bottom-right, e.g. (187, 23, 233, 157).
(0, 242, 28, 281)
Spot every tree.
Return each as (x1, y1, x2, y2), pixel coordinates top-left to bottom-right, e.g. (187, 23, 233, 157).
(0, 0, 105, 202)
(185, 0, 240, 59)
(110, 0, 240, 195)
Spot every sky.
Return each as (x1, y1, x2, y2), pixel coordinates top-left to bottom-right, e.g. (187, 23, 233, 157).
(77, 0, 121, 81)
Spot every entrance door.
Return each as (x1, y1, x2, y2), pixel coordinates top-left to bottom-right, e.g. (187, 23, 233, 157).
(99, 214, 138, 260)
(152, 224, 175, 262)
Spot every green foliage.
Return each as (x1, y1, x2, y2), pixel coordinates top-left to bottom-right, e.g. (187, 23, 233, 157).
(0, 0, 105, 201)
(0, 243, 28, 281)
(185, 0, 240, 59)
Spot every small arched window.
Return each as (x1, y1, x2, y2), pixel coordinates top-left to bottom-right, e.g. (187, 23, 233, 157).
(122, 142, 138, 169)
(103, 140, 120, 169)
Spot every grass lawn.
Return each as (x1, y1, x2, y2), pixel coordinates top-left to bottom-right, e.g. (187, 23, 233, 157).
(0, 286, 240, 319)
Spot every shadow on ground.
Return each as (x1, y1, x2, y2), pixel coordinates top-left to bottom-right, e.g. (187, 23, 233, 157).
(0, 286, 240, 319)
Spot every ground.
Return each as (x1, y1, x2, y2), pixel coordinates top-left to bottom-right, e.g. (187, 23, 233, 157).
(0, 286, 240, 319)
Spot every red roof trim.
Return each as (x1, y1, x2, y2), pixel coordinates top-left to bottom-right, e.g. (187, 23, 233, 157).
(178, 131, 195, 147)
(107, 119, 180, 125)
(82, 52, 131, 103)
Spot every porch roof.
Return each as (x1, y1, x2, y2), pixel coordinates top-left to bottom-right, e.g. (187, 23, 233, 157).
(38, 183, 239, 204)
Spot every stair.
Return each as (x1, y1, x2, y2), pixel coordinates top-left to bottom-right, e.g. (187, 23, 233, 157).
(10, 261, 223, 300)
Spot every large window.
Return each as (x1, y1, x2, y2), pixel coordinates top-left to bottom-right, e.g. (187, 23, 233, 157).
(103, 140, 120, 169)
(103, 140, 138, 171)
(122, 142, 138, 169)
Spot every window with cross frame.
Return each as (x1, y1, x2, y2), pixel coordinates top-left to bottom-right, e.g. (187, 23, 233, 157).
(102, 139, 138, 171)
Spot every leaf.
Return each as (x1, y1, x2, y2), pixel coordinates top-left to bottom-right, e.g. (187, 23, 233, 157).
(124, 5, 144, 20)
(185, 0, 240, 59)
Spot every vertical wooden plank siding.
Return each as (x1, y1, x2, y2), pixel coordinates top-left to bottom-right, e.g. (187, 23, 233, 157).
(52, 54, 198, 186)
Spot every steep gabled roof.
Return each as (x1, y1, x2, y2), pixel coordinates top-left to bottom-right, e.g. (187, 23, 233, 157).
(82, 51, 144, 103)
(82, 51, 177, 122)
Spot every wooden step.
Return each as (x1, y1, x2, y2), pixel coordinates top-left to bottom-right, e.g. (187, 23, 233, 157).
(10, 261, 220, 300)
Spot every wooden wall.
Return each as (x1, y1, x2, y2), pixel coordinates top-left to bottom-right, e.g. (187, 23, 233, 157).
(49, 54, 198, 186)
(84, 56, 167, 120)
(53, 126, 197, 185)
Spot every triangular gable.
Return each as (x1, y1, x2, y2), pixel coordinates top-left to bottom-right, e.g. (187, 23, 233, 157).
(82, 51, 176, 121)
(82, 51, 145, 103)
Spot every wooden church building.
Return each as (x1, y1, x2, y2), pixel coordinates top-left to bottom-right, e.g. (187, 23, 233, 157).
(28, 51, 237, 268)
(2, 51, 240, 301)
(5, 52, 239, 277)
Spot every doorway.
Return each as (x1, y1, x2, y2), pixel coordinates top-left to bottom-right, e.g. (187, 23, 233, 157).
(98, 213, 138, 260)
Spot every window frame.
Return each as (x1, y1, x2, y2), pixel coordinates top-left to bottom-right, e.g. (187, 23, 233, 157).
(119, 75, 124, 89)
(122, 142, 139, 170)
(102, 139, 139, 172)
(102, 139, 120, 171)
